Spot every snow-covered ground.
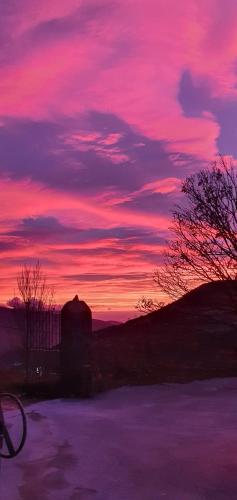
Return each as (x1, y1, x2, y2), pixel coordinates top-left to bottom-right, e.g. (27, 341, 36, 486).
(1, 378, 237, 500)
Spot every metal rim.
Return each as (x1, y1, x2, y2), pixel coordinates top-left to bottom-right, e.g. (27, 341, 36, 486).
(0, 393, 27, 459)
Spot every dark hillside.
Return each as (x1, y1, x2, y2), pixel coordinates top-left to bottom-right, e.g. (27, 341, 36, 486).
(92, 281, 237, 390)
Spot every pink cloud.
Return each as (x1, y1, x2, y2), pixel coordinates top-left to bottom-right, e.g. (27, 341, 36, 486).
(1, 1, 237, 159)
(140, 177, 182, 194)
(62, 130, 129, 163)
(100, 177, 183, 208)
(100, 133, 123, 145)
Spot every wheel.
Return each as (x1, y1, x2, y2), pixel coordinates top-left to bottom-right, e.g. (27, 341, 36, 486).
(0, 393, 27, 459)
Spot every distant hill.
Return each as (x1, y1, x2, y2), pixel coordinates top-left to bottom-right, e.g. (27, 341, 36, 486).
(92, 280, 237, 387)
(92, 318, 120, 331)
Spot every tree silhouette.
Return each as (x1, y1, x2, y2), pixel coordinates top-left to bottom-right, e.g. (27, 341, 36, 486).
(154, 157, 237, 299)
(17, 261, 54, 312)
(16, 261, 55, 381)
(135, 296, 164, 313)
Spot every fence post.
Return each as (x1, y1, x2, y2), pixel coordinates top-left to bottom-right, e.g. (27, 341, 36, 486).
(61, 295, 92, 397)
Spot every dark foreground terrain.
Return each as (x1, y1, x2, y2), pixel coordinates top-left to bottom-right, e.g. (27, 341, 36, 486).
(1, 378, 237, 500)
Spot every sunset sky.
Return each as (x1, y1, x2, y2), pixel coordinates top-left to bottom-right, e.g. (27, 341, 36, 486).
(0, 0, 237, 319)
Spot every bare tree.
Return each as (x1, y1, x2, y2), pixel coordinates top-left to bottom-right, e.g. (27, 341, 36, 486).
(17, 261, 54, 311)
(135, 296, 164, 314)
(154, 157, 237, 300)
(16, 262, 55, 381)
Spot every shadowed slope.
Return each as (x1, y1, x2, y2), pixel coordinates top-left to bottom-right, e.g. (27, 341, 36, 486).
(92, 281, 237, 388)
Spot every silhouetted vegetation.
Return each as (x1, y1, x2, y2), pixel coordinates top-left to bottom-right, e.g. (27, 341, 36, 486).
(17, 261, 55, 311)
(135, 296, 164, 313)
(154, 157, 237, 299)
